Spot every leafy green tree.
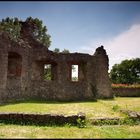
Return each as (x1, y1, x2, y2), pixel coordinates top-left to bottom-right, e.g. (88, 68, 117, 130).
(53, 48, 60, 53)
(53, 48, 70, 53)
(0, 17, 21, 42)
(62, 49, 70, 53)
(110, 58, 140, 84)
(25, 17, 51, 47)
(0, 17, 51, 47)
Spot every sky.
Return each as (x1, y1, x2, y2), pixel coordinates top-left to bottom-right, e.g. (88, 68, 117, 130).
(0, 1, 140, 71)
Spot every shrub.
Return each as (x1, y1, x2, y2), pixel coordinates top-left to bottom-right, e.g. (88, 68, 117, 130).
(112, 105, 120, 112)
(76, 118, 86, 128)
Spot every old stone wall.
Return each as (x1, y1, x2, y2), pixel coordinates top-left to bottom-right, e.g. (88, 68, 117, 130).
(0, 30, 112, 103)
(0, 34, 8, 101)
(31, 81, 88, 101)
(0, 112, 85, 126)
(113, 88, 140, 97)
(29, 50, 93, 101)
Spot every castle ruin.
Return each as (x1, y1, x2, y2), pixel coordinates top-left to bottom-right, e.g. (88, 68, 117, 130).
(0, 21, 113, 103)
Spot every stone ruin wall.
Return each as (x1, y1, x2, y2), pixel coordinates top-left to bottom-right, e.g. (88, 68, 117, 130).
(0, 23, 113, 103)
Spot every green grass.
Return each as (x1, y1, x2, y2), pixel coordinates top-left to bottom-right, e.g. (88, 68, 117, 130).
(0, 124, 140, 138)
(0, 97, 140, 138)
(0, 97, 140, 118)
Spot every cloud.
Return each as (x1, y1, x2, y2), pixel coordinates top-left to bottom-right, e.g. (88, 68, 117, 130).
(79, 23, 140, 71)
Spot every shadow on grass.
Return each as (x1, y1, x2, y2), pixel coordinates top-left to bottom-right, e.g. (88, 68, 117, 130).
(0, 98, 99, 107)
(0, 96, 116, 107)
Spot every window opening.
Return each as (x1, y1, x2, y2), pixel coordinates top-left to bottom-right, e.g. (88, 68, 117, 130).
(44, 64, 52, 80)
(71, 65, 78, 81)
(7, 52, 22, 77)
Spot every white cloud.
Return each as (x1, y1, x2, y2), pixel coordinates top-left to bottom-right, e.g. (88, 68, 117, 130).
(79, 23, 140, 71)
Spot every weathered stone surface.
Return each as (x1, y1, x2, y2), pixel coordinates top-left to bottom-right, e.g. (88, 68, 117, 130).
(0, 21, 112, 102)
(36, 114, 51, 124)
(128, 112, 138, 119)
(137, 112, 140, 118)
(120, 109, 140, 120)
(0, 112, 85, 125)
(113, 88, 140, 97)
(90, 117, 120, 125)
(0, 112, 9, 120)
(77, 112, 86, 119)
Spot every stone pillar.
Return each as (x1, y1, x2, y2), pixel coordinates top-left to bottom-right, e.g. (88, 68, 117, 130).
(79, 62, 86, 81)
(57, 59, 69, 83)
(93, 46, 113, 99)
(51, 63, 58, 80)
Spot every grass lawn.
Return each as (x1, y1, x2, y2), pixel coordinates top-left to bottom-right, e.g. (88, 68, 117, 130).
(0, 97, 140, 138)
(0, 97, 140, 118)
(0, 124, 140, 138)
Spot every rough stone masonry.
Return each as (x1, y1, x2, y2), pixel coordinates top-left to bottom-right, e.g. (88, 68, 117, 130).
(0, 21, 113, 103)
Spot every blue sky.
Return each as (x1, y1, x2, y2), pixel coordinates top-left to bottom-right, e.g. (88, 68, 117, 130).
(0, 1, 140, 70)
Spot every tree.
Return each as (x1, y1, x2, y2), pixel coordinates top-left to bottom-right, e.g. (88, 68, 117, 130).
(0, 17, 51, 47)
(109, 58, 140, 84)
(53, 48, 70, 53)
(25, 17, 51, 47)
(53, 48, 60, 53)
(0, 17, 21, 42)
(62, 49, 70, 53)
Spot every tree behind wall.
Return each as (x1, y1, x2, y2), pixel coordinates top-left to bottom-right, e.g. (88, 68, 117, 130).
(25, 17, 51, 47)
(110, 58, 140, 84)
(0, 17, 51, 48)
(0, 17, 21, 42)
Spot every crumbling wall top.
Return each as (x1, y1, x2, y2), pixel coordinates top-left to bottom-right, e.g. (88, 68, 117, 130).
(94, 45, 107, 56)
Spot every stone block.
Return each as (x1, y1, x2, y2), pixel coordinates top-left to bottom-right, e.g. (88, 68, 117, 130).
(0, 112, 9, 120)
